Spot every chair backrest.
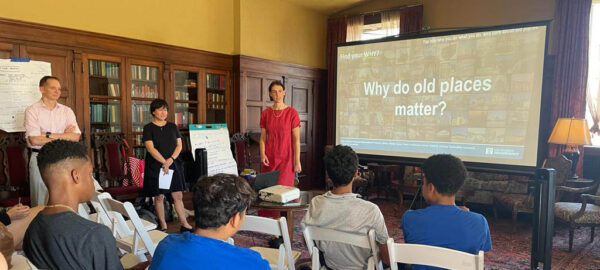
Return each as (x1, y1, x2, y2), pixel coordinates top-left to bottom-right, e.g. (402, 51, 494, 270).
(231, 133, 249, 171)
(387, 239, 484, 270)
(239, 215, 295, 270)
(543, 155, 572, 186)
(0, 132, 29, 191)
(92, 133, 132, 188)
(98, 193, 158, 256)
(89, 192, 118, 230)
(303, 226, 379, 270)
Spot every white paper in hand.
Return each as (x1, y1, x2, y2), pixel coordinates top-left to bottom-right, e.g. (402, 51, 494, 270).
(159, 169, 174, 189)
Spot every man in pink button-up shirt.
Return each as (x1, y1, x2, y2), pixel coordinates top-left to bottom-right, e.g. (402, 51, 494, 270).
(24, 76, 81, 206)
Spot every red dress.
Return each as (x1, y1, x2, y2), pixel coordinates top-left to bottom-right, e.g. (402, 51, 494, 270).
(260, 106, 300, 186)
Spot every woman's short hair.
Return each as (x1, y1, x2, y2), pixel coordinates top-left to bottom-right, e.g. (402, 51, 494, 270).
(192, 174, 256, 229)
(150, 99, 169, 115)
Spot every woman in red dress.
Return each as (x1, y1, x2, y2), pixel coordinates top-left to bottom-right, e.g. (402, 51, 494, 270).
(259, 80, 301, 186)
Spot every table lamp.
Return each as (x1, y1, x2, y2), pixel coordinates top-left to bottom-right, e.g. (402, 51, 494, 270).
(548, 118, 592, 179)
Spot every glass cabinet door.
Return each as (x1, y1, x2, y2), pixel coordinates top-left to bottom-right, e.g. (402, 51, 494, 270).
(205, 72, 227, 124)
(89, 59, 122, 133)
(131, 64, 160, 159)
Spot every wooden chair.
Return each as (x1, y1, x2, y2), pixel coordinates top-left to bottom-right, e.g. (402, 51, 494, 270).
(92, 133, 139, 201)
(0, 132, 30, 207)
(493, 155, 572, 229)
(303, 226, 380, 270)
(387, 239, 484, 270)
(238, 215, 300, 270)
(554, 181, 600, 251)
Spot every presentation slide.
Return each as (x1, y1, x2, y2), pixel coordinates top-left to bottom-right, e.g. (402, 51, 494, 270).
(335, 24, 547, 167)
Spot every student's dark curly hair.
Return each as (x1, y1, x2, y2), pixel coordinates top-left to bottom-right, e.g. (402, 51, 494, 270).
(192, 174, 256, 229)
(37, 140, 88, 176)
(324, 145, 358, 188)
(423, 154, 467, 196)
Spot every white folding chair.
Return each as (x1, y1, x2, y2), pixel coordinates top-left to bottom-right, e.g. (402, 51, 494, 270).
(387, 238, 484, 270)
(90, 192, 156, 237)
(77, 203, 91, 220)
(238, 215, 300, 270)
(98, 193, 167, 260)
(303, 226, 380, 270)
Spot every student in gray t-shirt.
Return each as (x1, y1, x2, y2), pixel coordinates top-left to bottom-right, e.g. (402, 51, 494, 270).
(302, 145, 390, 270)
(23, 140, 125, 270)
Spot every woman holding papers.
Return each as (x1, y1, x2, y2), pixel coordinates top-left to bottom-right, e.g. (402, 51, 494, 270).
(142, 99, 193, 232)
(259, 80, 302, 186)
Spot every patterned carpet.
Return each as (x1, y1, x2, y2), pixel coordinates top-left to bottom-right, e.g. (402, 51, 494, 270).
(233, 199, 600, 270)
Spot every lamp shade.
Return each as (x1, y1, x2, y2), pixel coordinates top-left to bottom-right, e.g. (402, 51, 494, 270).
(548, 118, 592, 145)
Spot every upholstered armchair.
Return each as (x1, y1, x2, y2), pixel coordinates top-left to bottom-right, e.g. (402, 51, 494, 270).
(92, 133, 139, 201)
(0, 132, 30, 207)
(554, 182, 600, 251)
(493, 155, 572, 229)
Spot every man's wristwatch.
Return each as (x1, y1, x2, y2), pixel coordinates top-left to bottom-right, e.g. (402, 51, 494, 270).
(45, 132, 51, 138)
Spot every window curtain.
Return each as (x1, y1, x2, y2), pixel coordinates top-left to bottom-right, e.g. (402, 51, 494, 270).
(549, 0, 592, 175)
(346, 15, 363, 42)
(400, 5, 423, 33)
(326, 17, 347, 144)
(381, 10, 401, 37)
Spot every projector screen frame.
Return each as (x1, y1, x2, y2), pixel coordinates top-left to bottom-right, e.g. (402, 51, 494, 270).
(334, 20, 552, 176)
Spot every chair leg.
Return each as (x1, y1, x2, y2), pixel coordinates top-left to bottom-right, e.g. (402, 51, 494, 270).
(591, 226, 595, 243)
(511, 210, 518, 232)
(569, 228, 574, 252)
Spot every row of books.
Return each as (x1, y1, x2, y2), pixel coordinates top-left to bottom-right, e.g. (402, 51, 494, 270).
(207, 74, 226, 90)
(133, 134, 144, 146)
(90, 83, 121, 97)
(89, 61, 120, 78)
(131, 84, 158, 98)
(209, 104, 226, 110)
(90, 104, 120, 123)
(174, 112, 194, 128)
(175, 90, 190, 100)
(131, 65, 158, 81)
(132, 104, 151, 124)
(208, 93, 225, 103)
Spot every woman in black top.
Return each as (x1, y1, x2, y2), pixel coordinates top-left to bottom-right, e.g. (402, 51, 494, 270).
(142, 99, 193, 232)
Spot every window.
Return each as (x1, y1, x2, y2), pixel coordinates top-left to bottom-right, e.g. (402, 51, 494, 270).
(586, 2, 600, 145)
(346, 10, 401, 42)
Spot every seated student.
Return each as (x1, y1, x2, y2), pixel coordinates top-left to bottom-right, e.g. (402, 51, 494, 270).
(149, 174, 269, 270)
(22, 140, 124, 270)
(302, 145, 389, 270)
(402, 154, 492, 270)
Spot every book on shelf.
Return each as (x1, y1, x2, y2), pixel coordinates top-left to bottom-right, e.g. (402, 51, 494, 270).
(90, 103, 120, 123)
(132, 103, 150, 125)
(175, 90, 190, 100)
(206, 74, 225, 90)
(108, 83, 120, 96)
(134, 148, 146, 159)
(131, 66, 157, 81)
(174, 111, 194, 128)
(131, 83, 158, 98)
(90, 61, 120, 78)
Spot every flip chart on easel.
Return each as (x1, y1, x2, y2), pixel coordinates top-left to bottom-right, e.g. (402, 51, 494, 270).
(0, 59, 51, 132)
(189, 123, 238, 176)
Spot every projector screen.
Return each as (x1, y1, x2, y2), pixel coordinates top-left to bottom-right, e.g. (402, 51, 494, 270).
(335, 23, 548, 170)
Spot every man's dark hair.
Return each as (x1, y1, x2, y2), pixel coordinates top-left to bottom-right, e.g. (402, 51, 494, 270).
(39, 76, 60, 87)
(37, 140, 88, 177)
(150, 99, 169, 115)
(423, 154, 467, 196)
(192, 174, 256, 229)
(324, 145, 358, 188)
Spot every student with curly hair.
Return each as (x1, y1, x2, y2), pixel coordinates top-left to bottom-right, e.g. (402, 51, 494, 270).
(149, 174, 269, 270)
(302, 145, 389, 270)
(402, 154, 492, 270)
